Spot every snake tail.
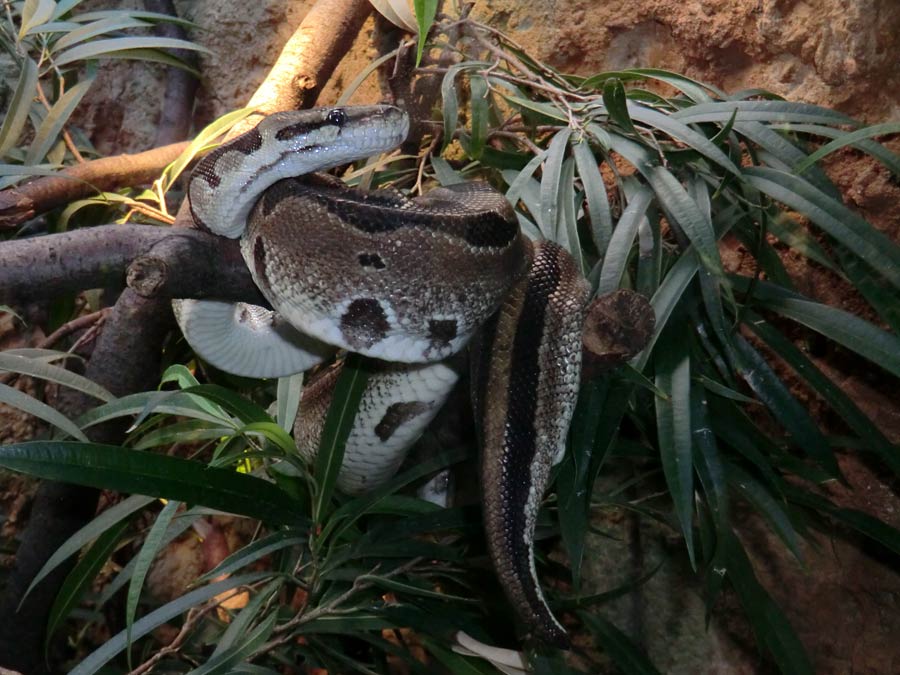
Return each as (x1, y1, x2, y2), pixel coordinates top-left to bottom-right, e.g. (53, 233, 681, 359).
(475, 240, 590, 648)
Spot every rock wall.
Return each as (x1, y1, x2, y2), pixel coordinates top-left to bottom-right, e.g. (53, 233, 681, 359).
(474, 0, 900, 123)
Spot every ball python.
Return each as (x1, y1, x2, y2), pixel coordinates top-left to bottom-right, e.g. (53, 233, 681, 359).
(173, 105, 590, 648)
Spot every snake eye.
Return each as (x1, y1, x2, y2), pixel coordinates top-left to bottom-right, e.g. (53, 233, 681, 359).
(326, 108, 347, 127)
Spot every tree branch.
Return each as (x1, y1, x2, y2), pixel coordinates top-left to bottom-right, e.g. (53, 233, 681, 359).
(0, 225, 264, 306)
(0, 142, 189, 229)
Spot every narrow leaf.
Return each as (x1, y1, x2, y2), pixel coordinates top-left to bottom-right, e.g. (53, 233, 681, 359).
(0, 382, 88, 441)
(0, 57, 40, 157)
(0, 352, 114, 402)
(313, 354, 371, 522)
(654, 333, 695, 566)
(126, 500, 180, 656)
(69, 573, 269, 675)
(793, 122, 900, 173)
(45, 519, 130, 645)
(53, 36, 211, 67)
(0, 442, 303, 524)
(573, 139, 613, 253)
(579, 613, 662, 675)
(413, 0, 439, 66)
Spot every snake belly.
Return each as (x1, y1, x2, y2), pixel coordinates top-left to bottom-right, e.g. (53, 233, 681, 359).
(175, 105, 589, 647)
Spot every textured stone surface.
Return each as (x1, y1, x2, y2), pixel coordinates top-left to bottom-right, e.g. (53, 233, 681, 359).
(472, 0, 900, 122)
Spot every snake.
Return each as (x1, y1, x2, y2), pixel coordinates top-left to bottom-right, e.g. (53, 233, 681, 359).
(173, 105, 590, 648)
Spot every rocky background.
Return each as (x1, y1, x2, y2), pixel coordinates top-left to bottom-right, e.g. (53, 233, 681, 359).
(10, 1, 900, 673)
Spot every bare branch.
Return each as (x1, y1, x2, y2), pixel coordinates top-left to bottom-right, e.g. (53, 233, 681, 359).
(0, 142, 190, 229)
(0, 225, 263, 306)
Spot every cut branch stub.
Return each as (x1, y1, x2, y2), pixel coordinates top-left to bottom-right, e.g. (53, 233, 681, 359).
(582, 289, 656, 378)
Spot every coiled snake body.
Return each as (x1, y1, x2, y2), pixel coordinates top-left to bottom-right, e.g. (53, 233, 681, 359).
(175, 105, 589, 647)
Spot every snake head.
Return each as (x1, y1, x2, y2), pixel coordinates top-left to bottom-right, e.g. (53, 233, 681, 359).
(188, 105, 410, 238)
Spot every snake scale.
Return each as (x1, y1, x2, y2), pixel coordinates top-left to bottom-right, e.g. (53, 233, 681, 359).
(174, 105, 590, 648)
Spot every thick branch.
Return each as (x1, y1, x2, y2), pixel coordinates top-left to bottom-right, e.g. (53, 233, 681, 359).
(0, 225, 263, 306)
(582, 290, 656, 378)
(0, 142, 189, 229)
(245, 0, 373, 116)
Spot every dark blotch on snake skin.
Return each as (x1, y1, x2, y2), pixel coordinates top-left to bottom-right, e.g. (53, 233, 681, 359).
(252, 237, 268, 289)
(340, 298, 390, 350)
(358, 253, 386, 270)
(275, 114, 340, 140)
(427, 318, 458, 346)
(191, 128, 263, 190)
(375, 401, 432, 442)
(462, 216, 519, 248)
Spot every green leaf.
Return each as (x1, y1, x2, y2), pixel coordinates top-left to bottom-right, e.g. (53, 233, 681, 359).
(0, 352, 114, 401)
(413, 0, 439, 66)
(96, 508, 200, 608)
(23, 495, 155, 605)
(189, 611, 278, 675)
(45, 518, 130, 646)
(357, 574, 476, 603)
(648, 165, 723, 277)
(740, 280, 900, 379)
(793, 122, 900, 173)
(126, 500, 180, 660)
(743, 167, 900, 290)
(0, 57, 39, 158)
(723, 533, 814, 675)
(439, 64, 467, 150)
(336, 47, 403, 106)
(313, 354, 371, 523)
(134, 419, 232, 450)
(728, 464, 803, 562)
(625, 102, 742, 177)
(275, 373, 303, 434)
(579, 613, 663, 675)
(0, 441, 302, 524)
(602, 79, 638, 135)
(731, 335, 840, 477)
(558, 380, 607, 587)
(539, 128, 573, 241)
(69, 572, 269, 675)
(785, 488, 900, 556)
(672, 100, 855, 126)
(572, 138, 613, 253)
(211, 580, 281, 658)
(654, 330, 695, 567)
(52, 15, 152, 51)
(19, 0, 57, 37)
(597, 186, 653, 294)
(744, 312, 900, 475)
(690, 387, 729, 541)
(0, 382, 89, 441)
(53, 36, 211, 67)
(468, 74, 489, 160)
(78, 390, 234, 429)
(199, 529, 306, 583)
(773, 123, 900, 176)
(322, 446, 469, 544)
